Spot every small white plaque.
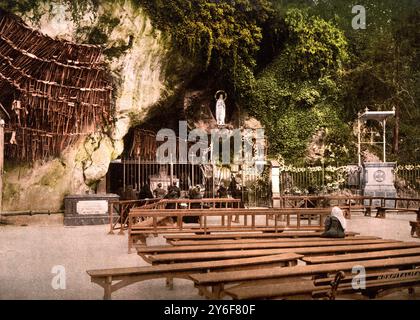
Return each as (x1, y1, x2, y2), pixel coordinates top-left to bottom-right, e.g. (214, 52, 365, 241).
(76, 200, 108, 215)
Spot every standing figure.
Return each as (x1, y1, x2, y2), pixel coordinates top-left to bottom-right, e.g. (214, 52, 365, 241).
(215, 91, 227, 126)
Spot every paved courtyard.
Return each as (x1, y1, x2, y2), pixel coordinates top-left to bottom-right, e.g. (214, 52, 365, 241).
(0, 213, 419, 300)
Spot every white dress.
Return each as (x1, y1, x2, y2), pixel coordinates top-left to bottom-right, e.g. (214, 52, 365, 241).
(216, 98, 225, 125)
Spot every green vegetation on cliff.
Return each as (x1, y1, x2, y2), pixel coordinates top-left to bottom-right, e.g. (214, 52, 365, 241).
(2, 0, 419, 164)
(139, 0, 419, 164)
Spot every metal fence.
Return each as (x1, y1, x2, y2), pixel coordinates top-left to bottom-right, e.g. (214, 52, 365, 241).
(278, 163, 420, 197)
(242, 164, 271, 207)
(279, 165, 362, 195)
(395, 164, 420, 198)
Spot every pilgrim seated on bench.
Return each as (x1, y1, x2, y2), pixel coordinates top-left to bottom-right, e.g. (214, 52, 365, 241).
(321, 206, 346, 238)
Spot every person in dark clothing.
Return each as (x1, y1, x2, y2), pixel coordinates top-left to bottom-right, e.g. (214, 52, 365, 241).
(321, 206, 346, 238)
(216, 183, 228, 208)
(185, 185, 202, 223)
(138, 182, 153, 200)
(217, 184, 228, 198)
(165, 182, 181, 217)
(167, 181, 181, 198)
(153, 183, 166, 198)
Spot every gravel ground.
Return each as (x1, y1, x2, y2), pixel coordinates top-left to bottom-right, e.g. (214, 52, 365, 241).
(0, 212, 419, 300)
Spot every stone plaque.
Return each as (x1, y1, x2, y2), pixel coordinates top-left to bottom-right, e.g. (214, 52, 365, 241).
(76, 200, 108, 215)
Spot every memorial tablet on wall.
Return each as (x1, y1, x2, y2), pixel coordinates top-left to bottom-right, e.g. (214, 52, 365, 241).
(76, 200, 108, 215)
(64, 194, 119, 226)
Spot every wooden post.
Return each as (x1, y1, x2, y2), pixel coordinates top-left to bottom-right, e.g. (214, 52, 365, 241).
(0, 119, 4, 219)
(357, 114, 361, 167)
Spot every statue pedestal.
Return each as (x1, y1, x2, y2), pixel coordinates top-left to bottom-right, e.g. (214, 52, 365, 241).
(363, 162, 397, 207)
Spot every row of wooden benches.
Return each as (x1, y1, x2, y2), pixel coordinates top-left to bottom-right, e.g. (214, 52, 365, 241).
(87, 232, 420, 299)
(273, 195, 420, 235)
(127, 207, 333, 252)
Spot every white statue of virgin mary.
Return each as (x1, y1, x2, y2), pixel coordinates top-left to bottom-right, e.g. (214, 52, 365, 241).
(215, 91, 227, 126)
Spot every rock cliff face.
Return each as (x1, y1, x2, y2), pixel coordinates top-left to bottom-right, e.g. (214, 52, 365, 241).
(2, 0, 189, 211)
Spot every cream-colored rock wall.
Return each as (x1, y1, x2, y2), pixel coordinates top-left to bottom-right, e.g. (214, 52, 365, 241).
(2, 0, 181, 211)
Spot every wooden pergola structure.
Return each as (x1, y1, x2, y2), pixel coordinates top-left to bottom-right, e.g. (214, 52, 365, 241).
(0, 9, 113, 162)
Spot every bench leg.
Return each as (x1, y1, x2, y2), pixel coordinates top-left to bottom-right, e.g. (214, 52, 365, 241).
(166, 277, 174, 290)
(128, 235, 133, 254)
(343, 210, 350, 220)
(211, 284, 223, 299)
(104, 277, 112, 300)
(376, 209, 385, 219)
(364, 208, 371, 217)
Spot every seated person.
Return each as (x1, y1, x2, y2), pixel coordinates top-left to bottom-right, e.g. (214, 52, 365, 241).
(217, 183, 228, 198)
(138, 182, 153, 200)
(167, 181, 181, 198)
(164, 184, 181, 223)
(321, 206, 346, 238)
(216, 183, 228, 208)
(185, 185, 202, 223)
(153, 183, 166, 198)
(165, 183, 180, 209)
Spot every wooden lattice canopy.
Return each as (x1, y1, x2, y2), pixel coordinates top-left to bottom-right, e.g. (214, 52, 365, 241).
(0, 9, 113, 162)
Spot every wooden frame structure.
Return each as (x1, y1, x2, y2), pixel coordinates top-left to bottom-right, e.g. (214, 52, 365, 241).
(127, 206, 330, 252)
(0, 10, 113, 161)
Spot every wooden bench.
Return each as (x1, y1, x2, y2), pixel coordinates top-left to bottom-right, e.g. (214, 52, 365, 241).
(302, 247, 420, 264)
(164, 231, 360, 243)
(128, 207, 331, 252)
(224, 269, 420, 300)
(137, 239, 394, 257)
(86, 253, 302, 299)
(375, 207, 420, 219)
(141, 241, 419, 265)
(108, 198, 162, 234)
(274, 195, 380, 219)
(167, 236, 380, 246)
(136, 238, 393, 263)
(189, 255, 420, 299)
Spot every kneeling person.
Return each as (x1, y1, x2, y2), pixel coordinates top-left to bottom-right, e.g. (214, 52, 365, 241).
(321, 206, 346, 238)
